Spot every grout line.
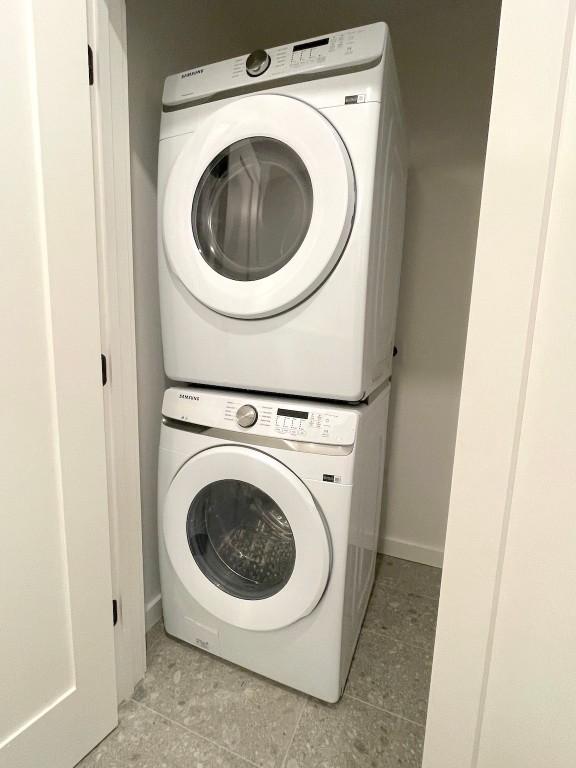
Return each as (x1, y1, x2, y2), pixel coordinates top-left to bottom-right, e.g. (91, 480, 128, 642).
(129, 697, 260, 767)
(280, 698, 307, 768)
(342, 693, 426, 729)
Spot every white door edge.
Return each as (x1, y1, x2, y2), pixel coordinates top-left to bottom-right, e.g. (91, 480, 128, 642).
(86, 0, 146, 703)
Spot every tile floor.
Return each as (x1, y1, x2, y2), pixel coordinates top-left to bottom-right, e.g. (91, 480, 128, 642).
(78, 555, 441, 768)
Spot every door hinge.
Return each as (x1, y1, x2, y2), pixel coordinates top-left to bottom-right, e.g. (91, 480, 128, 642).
(112, 599, 118, 626)
(88, 45, 94, 86)
(101, 354, 108, 386)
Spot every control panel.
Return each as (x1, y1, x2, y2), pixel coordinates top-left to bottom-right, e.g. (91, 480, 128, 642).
(163, 22, 386, 107)
(163, 388, 359, 446)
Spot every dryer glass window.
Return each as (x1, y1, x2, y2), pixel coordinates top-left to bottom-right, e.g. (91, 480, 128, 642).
(187, 479, 296, 599)
(192, 138, 313, 281)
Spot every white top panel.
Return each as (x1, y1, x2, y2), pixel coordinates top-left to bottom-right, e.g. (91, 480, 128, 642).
(162, 387, 364, 446)
(163, 23, 387, 107)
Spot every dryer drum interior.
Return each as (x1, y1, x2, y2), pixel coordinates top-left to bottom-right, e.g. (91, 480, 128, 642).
(191, 137, 314, 282)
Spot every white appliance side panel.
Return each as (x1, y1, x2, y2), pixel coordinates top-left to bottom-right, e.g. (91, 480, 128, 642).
(158, 103, 380, 400)
(340, 385, 391, 682)
(364, 40, 408, 388)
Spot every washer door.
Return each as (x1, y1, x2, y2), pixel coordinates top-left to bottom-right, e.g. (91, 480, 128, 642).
(162, 94, 355, 319)
(163, 445, 331, 631)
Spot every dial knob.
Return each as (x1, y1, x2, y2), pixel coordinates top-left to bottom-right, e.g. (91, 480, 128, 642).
(245, 49, 271, 77)
(236, 404, 258, 428)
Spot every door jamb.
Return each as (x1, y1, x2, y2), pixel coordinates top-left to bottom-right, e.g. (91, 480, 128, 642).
(86, 0, 146, 702)
(422, 0, 576, 765)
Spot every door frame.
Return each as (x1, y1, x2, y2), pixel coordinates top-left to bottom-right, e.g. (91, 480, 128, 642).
(86, 0, 146, 703)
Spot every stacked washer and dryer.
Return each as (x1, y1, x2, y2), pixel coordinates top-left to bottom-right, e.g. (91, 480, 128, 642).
(157, 22, 407, 702)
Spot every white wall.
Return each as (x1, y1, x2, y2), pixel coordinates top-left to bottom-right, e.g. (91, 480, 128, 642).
(125, 0, 500, 611)
(381, 2, 500, 565)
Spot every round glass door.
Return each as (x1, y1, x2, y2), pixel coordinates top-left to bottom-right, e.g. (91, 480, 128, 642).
(163, 445, 331, 630)
(187, 479, 296, 599)
(162, 94, 355, 319)
(192, 138, 313, 281)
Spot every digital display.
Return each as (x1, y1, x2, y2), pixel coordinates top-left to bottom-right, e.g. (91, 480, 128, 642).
(277, 408, 309, 420)
(293, 37, 329, 52)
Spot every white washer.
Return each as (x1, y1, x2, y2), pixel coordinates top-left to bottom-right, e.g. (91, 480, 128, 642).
(158, 384, 390, 702)
(158, 22, 407, 401)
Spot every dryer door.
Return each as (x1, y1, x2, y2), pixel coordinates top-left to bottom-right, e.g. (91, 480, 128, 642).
(163, 445, 331, 631)
(162, 94, 355, 319)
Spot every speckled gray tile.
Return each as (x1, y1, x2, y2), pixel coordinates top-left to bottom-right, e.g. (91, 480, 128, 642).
(346, 630, 432, 724)
(284, 696, 424, 768)
(145, 619, 164, 654)
(375, 555, 442, 599)
(77, 699, 253, 767)
(133, 630, 304, 767)
(363, 586, 438, 651)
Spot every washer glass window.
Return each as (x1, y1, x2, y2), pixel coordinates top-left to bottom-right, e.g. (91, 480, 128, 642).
(191, 137, 313, 281)
(187, 479, 296, 599)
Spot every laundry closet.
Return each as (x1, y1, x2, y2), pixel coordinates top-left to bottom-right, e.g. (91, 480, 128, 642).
(6, 0, 576, 765)
(123, 0, 501, 629)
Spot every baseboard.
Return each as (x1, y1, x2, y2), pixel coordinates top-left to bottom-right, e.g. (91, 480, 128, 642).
(378, 536, 444, 568)
(145, 592, 163, 632)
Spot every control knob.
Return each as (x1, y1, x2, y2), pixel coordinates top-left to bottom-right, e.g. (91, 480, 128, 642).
(236, 404, 258, 428)
(245, 49, 271, 77)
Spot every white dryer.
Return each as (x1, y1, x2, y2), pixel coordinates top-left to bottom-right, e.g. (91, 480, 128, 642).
(158, 22, 407, 402)
(158, 384, 390, 702)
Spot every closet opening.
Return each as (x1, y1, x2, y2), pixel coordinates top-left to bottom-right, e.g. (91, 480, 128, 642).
(90, 0, 502, 763)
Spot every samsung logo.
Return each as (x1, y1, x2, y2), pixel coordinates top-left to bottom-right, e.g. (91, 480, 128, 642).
(179, 393, 199, 401)
(181, 68, 203, 78)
